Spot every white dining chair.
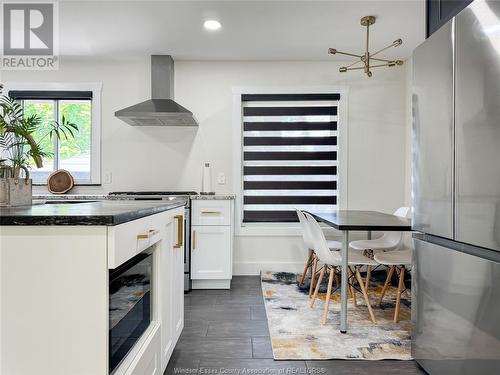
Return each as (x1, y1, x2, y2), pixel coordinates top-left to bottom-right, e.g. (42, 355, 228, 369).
(374, 248, 412, 323)
(296, 209, 342, 297)
(348, 207, 410, 289)
(303, 212, 379, 325)
(349, 207, 410, 254)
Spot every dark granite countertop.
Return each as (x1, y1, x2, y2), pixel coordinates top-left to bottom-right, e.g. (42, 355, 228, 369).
(0, 199, 187, 226)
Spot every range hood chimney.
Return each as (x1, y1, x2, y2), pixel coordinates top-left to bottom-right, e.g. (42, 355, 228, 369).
(115, 55, 198, 127)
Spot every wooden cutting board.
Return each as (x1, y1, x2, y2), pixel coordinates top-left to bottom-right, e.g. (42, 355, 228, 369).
(47, 169, 74, 194)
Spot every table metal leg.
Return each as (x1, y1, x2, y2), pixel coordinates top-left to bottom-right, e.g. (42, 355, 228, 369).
(340, 230, 349, 333)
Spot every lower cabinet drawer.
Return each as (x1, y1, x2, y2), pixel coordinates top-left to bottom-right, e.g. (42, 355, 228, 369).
(192, 200, 232, 226)
(124, 324, 161, 375)
(108, 212, 168, 269)
(191, 225, 232, 280)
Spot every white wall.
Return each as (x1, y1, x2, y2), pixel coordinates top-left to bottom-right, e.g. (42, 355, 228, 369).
(2, 57, 409, 274)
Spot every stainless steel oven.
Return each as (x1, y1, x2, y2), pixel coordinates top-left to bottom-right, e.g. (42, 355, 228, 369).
(108, 191, 196, 292)
(109, 250, 153, 373)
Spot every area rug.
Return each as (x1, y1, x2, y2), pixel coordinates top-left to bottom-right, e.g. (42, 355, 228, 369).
(261, 271, 412, 360)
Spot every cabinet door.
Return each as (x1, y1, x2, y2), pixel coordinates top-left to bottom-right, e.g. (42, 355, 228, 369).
(191, 226, 231, 279)
(172, 214, 184, 342)
(159, 218, 174, 372)
(455, 1, 500, 252)
(125, 326, 161, 375)
(412, 21, 454, 238)
(426, 0, 472, 37)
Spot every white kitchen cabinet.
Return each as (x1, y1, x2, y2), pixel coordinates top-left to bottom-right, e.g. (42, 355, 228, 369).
(0, 206, 185, 375)
(191, 199, 233, 289)
(153, 209, 184, 373)
(171, 214, 185, 343)
(158, 214, 174, 371)
(191, 226, 231, 279)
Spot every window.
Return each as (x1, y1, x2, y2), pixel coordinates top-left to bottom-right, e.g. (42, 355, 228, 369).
(8, 87, 101, 184)
(241, 93, 341, 223)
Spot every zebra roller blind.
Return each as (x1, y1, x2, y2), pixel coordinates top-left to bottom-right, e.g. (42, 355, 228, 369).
(242, 93, 340, 222)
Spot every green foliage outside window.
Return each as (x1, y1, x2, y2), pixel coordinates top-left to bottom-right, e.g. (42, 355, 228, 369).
(0, 95, 78, 176)
(24, 100, 90, 161)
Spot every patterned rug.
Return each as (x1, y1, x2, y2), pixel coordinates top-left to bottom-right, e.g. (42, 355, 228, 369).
(261, 271, 412, 360)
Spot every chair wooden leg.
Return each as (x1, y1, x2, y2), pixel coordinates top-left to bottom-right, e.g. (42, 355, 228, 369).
(394, 266, 406, 323)
(322, 267, 335, 325)
(310, 265, 326, 308)
(377, 265, 395, 306)
(299, 251, 314, 286)
(348, 267, 357, 306)
(365, 265, 372, 291)
(334, 267, 340, 288)
(309, 256, 318, 297)
(355, 267, 377, 324)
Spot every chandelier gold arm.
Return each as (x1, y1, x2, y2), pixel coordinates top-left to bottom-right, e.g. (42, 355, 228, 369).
(339, 59, 365, 73)
(342, 61, 401, 72)
(370, 39, 403, 59)
(328, 48, 362, 59)
(369, 56, 392, 63)
(346, 59, 365, 68)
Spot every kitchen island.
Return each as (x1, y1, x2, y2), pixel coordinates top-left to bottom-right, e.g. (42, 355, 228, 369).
(0, 200, 186, 375)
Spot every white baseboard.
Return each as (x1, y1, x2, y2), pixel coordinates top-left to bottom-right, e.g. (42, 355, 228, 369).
(233, 261, 304, 276)
(192, 279, 231, 289)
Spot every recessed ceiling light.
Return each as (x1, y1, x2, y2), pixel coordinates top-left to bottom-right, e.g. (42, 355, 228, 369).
(204, 20, 221, 31)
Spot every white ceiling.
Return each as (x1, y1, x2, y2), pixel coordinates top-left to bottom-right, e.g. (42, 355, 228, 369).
(59, 0, 425, 61)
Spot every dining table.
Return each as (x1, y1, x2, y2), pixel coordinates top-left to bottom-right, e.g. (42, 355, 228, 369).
(306, 210, 412, 333)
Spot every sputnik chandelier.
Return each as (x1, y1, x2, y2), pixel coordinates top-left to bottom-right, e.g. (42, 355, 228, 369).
(328, 16, 403, 77)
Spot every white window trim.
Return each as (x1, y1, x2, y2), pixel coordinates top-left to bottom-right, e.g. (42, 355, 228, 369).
(232, 86, 349, 237)
(4, 81, 102, 185)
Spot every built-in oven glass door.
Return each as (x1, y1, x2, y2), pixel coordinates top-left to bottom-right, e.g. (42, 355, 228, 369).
(109, 251, 152, 373)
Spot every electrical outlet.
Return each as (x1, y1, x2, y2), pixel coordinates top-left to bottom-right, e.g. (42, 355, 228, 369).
(217, 172, 226, 185)
(104, 172, 112, 184)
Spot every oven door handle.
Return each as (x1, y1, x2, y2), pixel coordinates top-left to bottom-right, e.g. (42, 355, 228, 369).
(174, 215, 184, 249)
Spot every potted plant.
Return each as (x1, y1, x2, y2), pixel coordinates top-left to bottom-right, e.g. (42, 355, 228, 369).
(0, 87, 78, 206)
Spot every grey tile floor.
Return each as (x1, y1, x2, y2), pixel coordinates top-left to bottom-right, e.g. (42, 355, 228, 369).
(164, 276, 426, 375)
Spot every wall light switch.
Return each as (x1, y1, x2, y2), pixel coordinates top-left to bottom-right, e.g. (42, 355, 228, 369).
(104, 172, 112, 184)
(217, 172, 226, 185)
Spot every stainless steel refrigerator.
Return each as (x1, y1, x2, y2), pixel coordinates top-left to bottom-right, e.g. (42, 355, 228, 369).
(412, 0, 500, 373)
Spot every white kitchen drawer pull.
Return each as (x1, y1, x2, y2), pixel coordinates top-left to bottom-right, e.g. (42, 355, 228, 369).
(192, 230, 196, 250)
(201, 210, 221, 214)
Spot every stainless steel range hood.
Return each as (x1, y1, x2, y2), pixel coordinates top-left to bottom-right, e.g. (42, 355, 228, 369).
(115, 55, 198, 127)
